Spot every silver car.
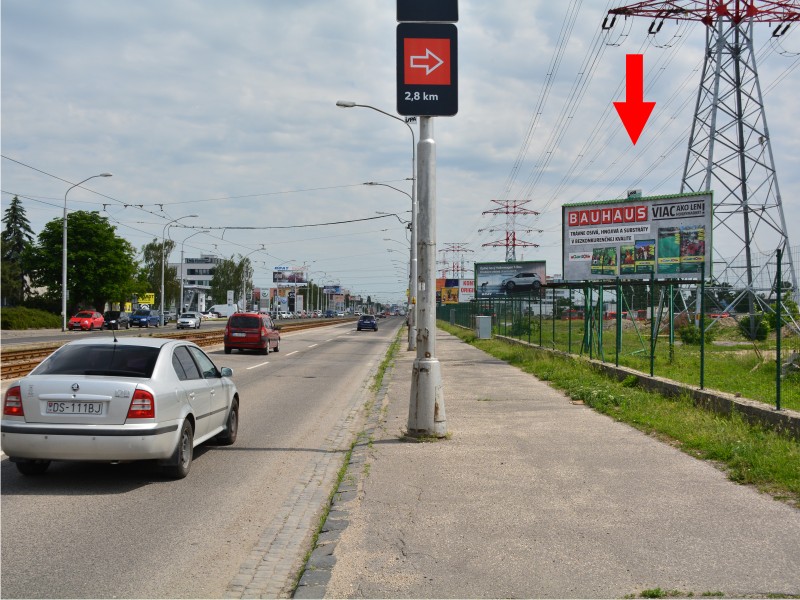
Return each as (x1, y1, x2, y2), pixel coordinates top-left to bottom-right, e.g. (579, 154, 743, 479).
(500, 271, 542, 292)
(176, 311, 202, 329)
(1, 337, 239, 479)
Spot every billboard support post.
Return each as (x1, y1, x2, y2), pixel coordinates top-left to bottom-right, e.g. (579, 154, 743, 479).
(408, 116, 447, 437)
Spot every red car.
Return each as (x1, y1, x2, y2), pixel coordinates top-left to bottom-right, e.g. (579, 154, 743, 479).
(224, 312, 281, 355)
(68, 310, 105, 331)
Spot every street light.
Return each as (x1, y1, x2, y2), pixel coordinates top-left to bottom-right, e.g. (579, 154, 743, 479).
(62, 172, 113, 331)
(179, 229, 209, 314)
(241, 245, 265, 311)
(161, 215, 198, 325)
(337, 100, 418, 350)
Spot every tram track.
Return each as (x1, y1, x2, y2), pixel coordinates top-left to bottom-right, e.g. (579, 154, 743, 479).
(1, 318, 353, 382)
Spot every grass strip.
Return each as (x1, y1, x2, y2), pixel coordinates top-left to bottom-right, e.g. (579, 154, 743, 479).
(440, 321, 800, 508)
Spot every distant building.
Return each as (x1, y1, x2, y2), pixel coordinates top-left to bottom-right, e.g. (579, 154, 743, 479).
(170, 254, 221, 312)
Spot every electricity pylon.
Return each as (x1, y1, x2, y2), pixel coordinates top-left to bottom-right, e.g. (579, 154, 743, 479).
(606, 1, 799, 314)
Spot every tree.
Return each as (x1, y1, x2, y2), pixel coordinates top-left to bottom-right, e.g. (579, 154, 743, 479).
(139, 238, 178, 311)
(1, 195, 35, 304)
(27, 211, 138, 314)
(209, 256, 244, 305)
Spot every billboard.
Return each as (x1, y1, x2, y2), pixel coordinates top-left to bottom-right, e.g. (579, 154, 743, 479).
(273, 270, 307, 286)
(562, 192, 712, 281)
(475, 261, 546, 298)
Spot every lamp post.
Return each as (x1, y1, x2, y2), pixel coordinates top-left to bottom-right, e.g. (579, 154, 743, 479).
(337, 100, 418, 350)
(62, 173, 113, 331)
(241, 245, 265, 311)
(179, 229, 209, 314)
(161, 215, 198, 325)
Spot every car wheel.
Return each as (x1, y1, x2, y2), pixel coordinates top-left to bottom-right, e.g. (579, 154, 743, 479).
(164, 420, 193, 479)
(216, 400, 239, 446)
(145, 321, 149, 328)
(505, 281, 516, 291)
(126, 322, 130, 329)
(224, 347, 231, 354)
(15, 459, 51, 476)
(260, 343, 269, 355)
(273, 337, 280, 352)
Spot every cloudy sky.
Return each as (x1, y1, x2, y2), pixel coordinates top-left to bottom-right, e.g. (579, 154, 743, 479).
(3, 0, 799, 305)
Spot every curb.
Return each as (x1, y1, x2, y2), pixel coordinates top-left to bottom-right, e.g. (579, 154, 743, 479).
(292, 363, 393, 599)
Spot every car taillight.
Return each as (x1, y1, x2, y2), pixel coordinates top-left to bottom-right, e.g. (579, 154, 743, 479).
(260, 327, 268, 339)
(127, 389, 155, 419)
(3, 385, 24, 416)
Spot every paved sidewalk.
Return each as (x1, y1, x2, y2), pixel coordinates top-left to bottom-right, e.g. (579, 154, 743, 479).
(314, 330, 799, 599)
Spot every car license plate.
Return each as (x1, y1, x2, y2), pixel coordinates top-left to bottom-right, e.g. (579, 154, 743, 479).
(46, 401, 104, 415)
(232, 332, 246, 337)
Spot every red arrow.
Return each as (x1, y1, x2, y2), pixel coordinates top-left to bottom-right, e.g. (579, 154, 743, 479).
(613, 54, 656, 145)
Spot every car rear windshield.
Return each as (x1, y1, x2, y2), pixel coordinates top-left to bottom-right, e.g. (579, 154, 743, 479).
(229, 315, 260, 328)
(133, 310, 150, 316)
(34, 345, 161, 378)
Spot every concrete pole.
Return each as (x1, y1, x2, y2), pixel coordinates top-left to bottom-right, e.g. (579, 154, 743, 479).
(408, 116, 446, 437)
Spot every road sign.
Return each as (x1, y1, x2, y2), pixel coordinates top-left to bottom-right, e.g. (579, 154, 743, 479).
(397, 23, 458, 117)
(397, 0, 458, 23)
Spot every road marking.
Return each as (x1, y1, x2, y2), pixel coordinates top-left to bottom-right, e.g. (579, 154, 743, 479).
(286, 351, 299, 357)
(325, 339, 334, 342)
(246, 361, 270, 370)
(308, 344, 318, 348)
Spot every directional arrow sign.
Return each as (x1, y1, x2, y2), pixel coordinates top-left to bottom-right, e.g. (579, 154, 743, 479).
(613, 54, 656, 145)
(410, 48, 444, 76)
(397, 23, 458, 116)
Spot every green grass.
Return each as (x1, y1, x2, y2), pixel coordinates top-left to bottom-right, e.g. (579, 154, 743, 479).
(439, 322, 800, 508)
(371, 331, 402, 392)
(483, 316, 799, 411)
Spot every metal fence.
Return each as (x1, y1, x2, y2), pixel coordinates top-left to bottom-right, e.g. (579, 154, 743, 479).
(438, 271, 799, 411)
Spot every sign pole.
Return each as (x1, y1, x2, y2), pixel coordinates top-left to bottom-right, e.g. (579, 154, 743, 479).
(408, 116, 447, 437)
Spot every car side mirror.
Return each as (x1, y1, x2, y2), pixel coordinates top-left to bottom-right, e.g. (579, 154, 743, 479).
(220, 367, 233, 377)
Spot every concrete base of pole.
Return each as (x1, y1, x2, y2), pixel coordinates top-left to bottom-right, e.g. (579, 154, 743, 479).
(407, 357, 447, 437)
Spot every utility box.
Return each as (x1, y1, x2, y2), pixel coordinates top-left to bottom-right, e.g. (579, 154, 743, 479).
(475, 315, 492, 339)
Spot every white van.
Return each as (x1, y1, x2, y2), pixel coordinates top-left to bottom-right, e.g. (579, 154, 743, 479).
(208, 304, 240, 318)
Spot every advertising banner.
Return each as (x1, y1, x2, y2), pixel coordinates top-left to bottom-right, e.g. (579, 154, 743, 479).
(475, 262, 547, 298)
(562, 192, 712, 281)
(459, 279, 475, 303)
(273, 270, 307, 285)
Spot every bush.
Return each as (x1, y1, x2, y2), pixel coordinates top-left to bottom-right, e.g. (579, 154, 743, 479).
(1, 306, 61, 330)
(766, 295, 800, 330)
(738, 313, 771, 341)
(677, 323, 717, 345)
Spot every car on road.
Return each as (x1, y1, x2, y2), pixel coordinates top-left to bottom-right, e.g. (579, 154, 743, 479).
(130, 308, 161, 328)
(356, 315, 378, 331)
(324, 310, 336, 318)
(176, 312, 202, 329)
(1, 337, 239, 478)
(103, 310, 131, 330)
(68, 310, 104, 331)
(224, 312, 281, 355)
(500, 271, 542, 292)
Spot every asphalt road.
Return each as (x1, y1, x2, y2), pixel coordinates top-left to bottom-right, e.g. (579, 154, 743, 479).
(0, 318, 401, 598)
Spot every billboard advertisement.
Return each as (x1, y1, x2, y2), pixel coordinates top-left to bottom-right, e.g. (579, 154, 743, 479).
(459, 279, 475, 303)
(562, 192, 712, 281)
(475, 261, 546, 298)
(273, 270, 307, 285)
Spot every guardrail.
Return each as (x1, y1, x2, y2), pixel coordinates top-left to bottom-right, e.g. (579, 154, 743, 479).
(0, 318, 354, 381)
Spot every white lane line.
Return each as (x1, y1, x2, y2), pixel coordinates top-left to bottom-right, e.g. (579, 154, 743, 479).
(308, 344, 318, 348)
(325, 339, 334, 342)
(246, 361, 270, 370)
(286, 351, 299, 356)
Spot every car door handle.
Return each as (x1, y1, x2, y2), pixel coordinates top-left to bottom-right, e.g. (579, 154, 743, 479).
(188, 392, 195, 399)
(210, 389, 216, 396)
